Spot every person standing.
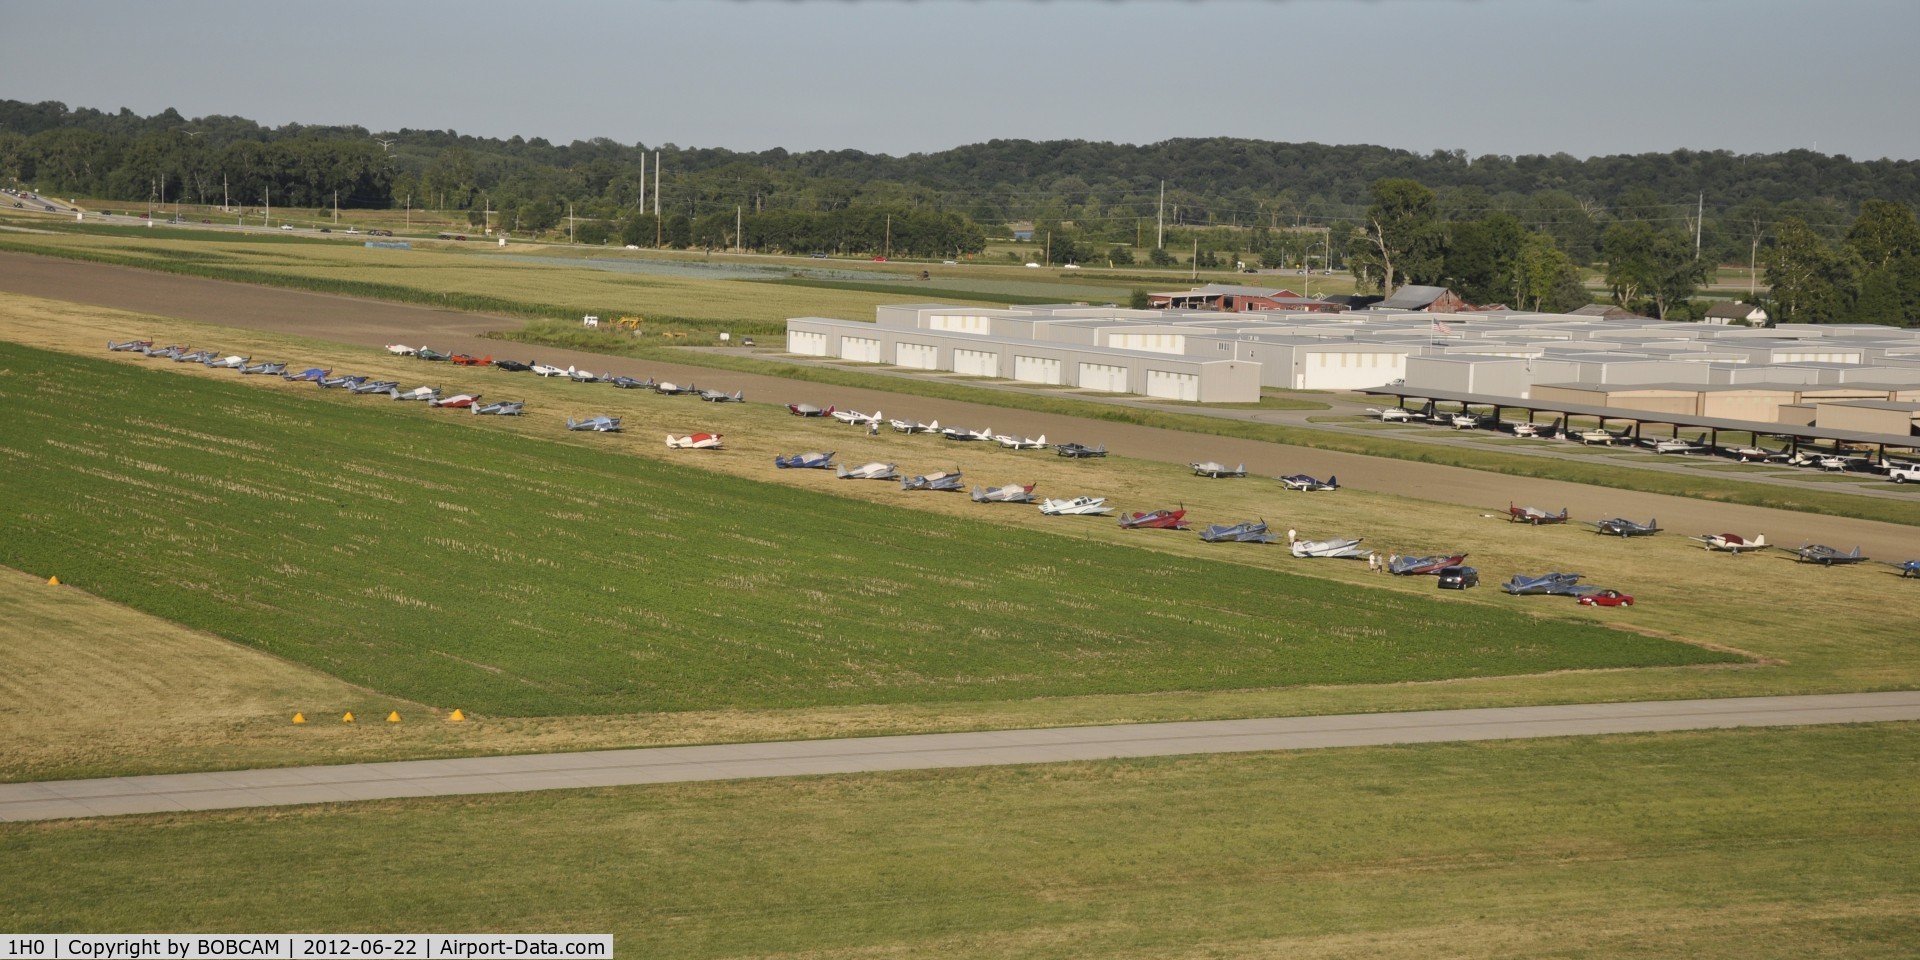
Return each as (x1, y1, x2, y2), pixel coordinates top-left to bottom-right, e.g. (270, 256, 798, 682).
(1287, 528, 1297, 545)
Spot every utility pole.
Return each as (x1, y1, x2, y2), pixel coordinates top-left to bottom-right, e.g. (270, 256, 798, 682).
(654, 150, 662, 246)
(736, 205, 742, 253)
(333, 190, 338, 224)
(1157, 180, 1165, 250)
(1191, 238, 1198, 281)
(638, 152, 646, 213)
(568, 203, 575, 243)
(1045, 230, 1051, 266)
(405, 193, 411, 228)
(1695, 193, 1704, 259)
(223, 174, 228, 212)
(264, 185, 270, 227)
(885, 213, 892, 259)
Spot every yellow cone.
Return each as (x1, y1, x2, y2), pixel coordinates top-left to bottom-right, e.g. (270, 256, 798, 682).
(292, 713, 306, 724)
(386, 711, 401, 723)
(448, 709, 466, 722)
(47, 575, 60, 586)
(342, 711, 355, 723)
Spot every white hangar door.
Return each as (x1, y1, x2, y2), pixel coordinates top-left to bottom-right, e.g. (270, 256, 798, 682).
(1078, 362, 1129, 393)
(1145, 369, 1199, 401)
(787, 330, 827, 356)
(839, 336, 881, 363)
(895, 342, 940, 369)
(953, 348, 998, 377)
(1013, 355, 1062, 385)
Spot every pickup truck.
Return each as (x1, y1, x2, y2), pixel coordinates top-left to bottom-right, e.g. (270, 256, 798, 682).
(1889, 463, 1920, 484)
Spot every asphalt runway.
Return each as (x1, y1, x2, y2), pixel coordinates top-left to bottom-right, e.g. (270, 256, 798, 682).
(3, 692, 1915, 822)
(1, 251, 1916, 558)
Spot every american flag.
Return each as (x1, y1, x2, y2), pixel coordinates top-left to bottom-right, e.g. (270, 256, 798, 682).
(1431, 317, 1454, 336)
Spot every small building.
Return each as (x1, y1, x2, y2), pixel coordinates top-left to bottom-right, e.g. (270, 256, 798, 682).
(1567, 304, 1650, 321)
(1146, 284, 1340, 313)
(1375, 285, 1474, 313)
(1702, 301, 1769, 326)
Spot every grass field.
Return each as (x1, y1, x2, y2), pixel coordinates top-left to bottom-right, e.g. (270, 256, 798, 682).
(5, 723, 1915, 958)
(2, 341, 1713, 719)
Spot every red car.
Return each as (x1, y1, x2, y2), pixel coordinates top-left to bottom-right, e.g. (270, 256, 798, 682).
(1578, 590, 1635, 607)
(871, 256, 887, 261)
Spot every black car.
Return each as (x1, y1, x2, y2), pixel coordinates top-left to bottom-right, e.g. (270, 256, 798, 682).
(1436, 566, 1479, 590)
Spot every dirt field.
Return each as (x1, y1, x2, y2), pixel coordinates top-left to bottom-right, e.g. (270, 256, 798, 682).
(3, 251, 1916, 558)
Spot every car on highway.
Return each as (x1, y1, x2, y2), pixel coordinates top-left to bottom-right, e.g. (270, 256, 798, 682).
(280, 224, 294, 231)
(368, 229, 394, 237)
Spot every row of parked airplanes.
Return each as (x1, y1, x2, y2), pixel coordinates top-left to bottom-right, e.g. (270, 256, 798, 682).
(117, 338, 1917, 582)
(1366, 401, 1918, 473)
(1499, 500, 1919, 573)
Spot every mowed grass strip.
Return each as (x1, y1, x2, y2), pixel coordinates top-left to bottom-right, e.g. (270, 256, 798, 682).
(4, 724, 1914, 958)
(0, 342, 1728, 716)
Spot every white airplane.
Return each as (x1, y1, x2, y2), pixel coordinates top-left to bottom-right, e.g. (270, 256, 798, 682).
(835, 461, 898, 480)
(942, 425, 993, 442)
(1038, 496, 1113, 516)
(566, 367, 601, 383)
(203, 355, 249, 369)
(427, 393, 480, 408)
(1290, 537, 1369, 559)
(1449, 413, 1486, 430)
(890, 417, 939, 434)
(699, 389, 744, 403)
(1575, 428, 1622, 446)
(531, 362, 569, 378)
(1366, 407, 1419, 422)
(994, 433, 1048, 450)
(665, 432, 723, 449)
(1191, 462, 1247, 479)
(832, 409, 883, 427)
(566, 415, 621, 432)
(472, 400, 525, 416)
(1648, 437, 1707, 455)
(1727, 443, 1785, 462)
(384, 344, 419, 356)
(1690, 532, 1769, 554)
(390, 385, 441, 401)
(971, 482, 1037, 504)
(1509, 421, 1539, 438)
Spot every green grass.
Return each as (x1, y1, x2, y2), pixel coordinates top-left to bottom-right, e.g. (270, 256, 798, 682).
(0, 342, 1721, 717)
(4, 723, 1914, 958)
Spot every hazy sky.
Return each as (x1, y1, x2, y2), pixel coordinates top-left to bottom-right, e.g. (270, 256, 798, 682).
(4, 0, 1915, 160)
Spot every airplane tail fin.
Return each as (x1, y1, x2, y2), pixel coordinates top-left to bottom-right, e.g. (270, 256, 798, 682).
(927, 420, 939, 432)
(388, 388, 401, 399)
(566, 418, 577, 430)
(1755, 535, 1767, 546)
(1329, 475, 1338, 488)
(823, 406, 835, 417)
(1035, 435, 1046, 445)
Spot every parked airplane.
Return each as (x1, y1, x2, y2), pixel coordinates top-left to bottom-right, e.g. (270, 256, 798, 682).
(1290, 537, 1369, 559)
(449, 354, 492, 366)
(416, 347, 451, 362)
(788, 403, 834, 417)
(1500, 572, 1590, 595)
(390, 385, 441, 401)
(889, 417, 939, 434)
(471, 400, 525, 416)
(1507, 503, 1571, 525)
(1199, 520, 1280, 543)
(1885, 559, 1920, 578)
(1586, 517, 1661, 537)
(1191, 462, 1247, 479)
(427, 393, 481, 408)
(175, 350, 217, 364)
(1389, 553, 1468, 575)
(666, 432, 723, 449)
(900, 470, 964, 492)
(942, 426, 993, 442)
(347, 379, 399, 394)
(994, 433, 1049, 450)
(107, 339, 153, 352)
(1038, 496, 1113, 516)
(1791, 544, 1869, 565)
(1725, 443, 1786, 462)
(774, 451, 836, 469)
(607, 375, 655, 390)
(203, 355, 249, 369)
(832, 408, 882, 426)
(835, 461, 898, 480)
(1276, 473, 1338, 491)
(282, 367, 330, 382)
(565, 415, 622, 432)
(971, 482, 1038, 503)
(1117, 508, 1188, 530)
(1449, 412, 1491, 430)
(142, 343, 188, 358)
(531, 362, 569, 378)
(1647, 437, 1708, 455)
(384, 344, 419, 356)
(493, 360, 533, 372)
(1690, 532, 1769, 554)
(1054, 442, 1108, 459)
(318, 374, 367, 389)
(1574, 427, 1628, 445)
(700, 389, 744, 403)
(1365, 406, 1419, 422)
(655, 382, 701, 396)
(240, 361, 288, 376)
(567, 367, 602, 383)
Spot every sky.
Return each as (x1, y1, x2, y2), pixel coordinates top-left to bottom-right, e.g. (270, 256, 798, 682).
(4, 0, 1916, 161)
